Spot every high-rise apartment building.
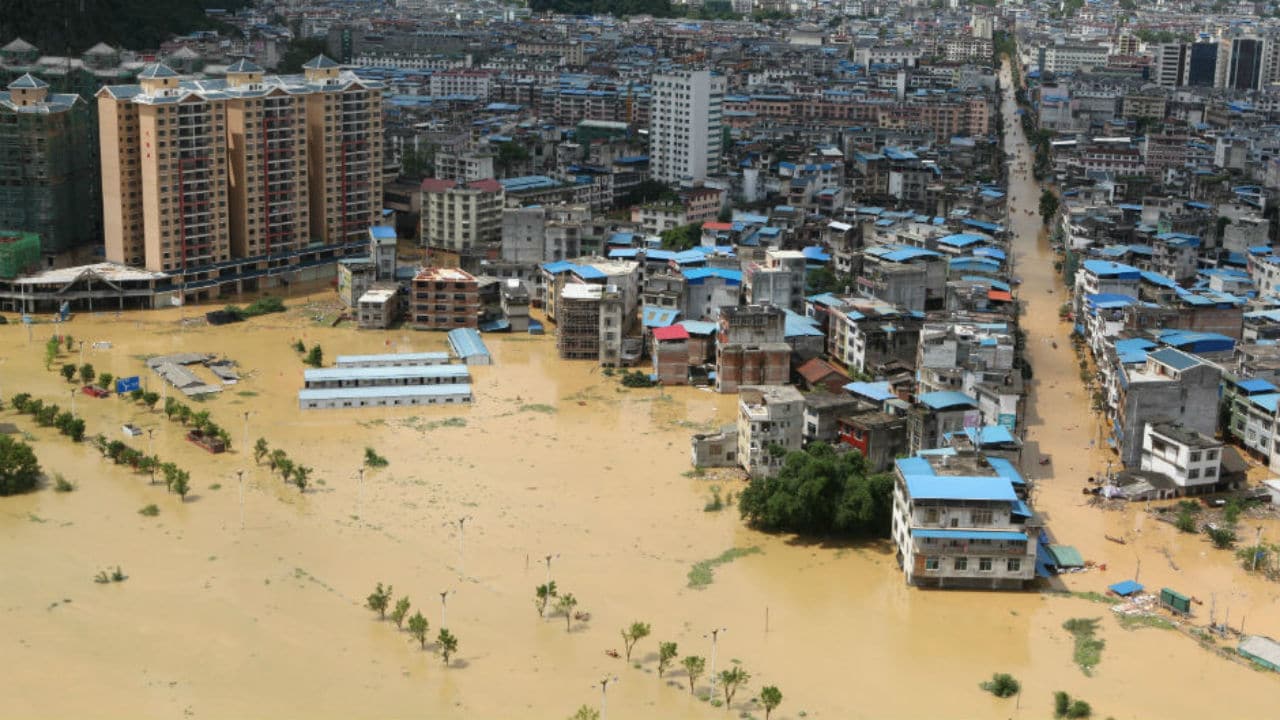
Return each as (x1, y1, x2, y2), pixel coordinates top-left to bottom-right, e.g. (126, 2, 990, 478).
(301, 55, 384, 246)
(0, 74, 99, 258)
(223, 59, 310, 260)
(97, 56, 383, 291)
(1153, 44, 1187, 87)
(649, 70, 724, 186)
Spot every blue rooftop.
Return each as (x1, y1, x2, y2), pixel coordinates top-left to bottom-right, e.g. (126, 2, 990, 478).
(1148, 347, 1201, 371)
(304, 364, 469, 383)
(642, 306, 680, 328)
(912, 529, 1027, 542)
(369, 226, 396, 240)
(1082, 260, 1141, 279)
(917, 391, 977, 410)
(938, 233, 988, 248)
(845, 381, 896, 402)
(903, 475, 1019, 502)
(1237, 378, 1278, 394)
(447, 328, 490, 360)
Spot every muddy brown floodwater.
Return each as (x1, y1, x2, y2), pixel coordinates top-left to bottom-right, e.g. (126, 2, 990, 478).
(2, 68, 1279, 720)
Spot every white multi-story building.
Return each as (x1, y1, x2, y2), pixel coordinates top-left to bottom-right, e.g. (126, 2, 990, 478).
(736, 385, 804, 479)
(428, 69, 493, 100)
(890, 446, 1041, 589)
(648, 70, 724, 186)
(1139, 422, 1223, 496)
(1042, 44, 1108, 75)
(1153, 44, 1187, 87)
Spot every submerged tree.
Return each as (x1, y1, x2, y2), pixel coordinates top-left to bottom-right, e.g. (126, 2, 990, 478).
(556, 593, 578, 632)
(407, 611, 429, 649)
(366, 583, 392, 619)
(253, 438, 269, 464)
(719, 666, 750, 710)
(621, 621, 651, 661)
(390, 596, 412, 629)
(658, 641, 678, 678)
(760, 686, 783, 720)
(738, 442, 895, 537)
(682, 656, 706, 695)
(437, 628, 458, 665)
(535, 581, 558, 617)
(0, 435, 41, 496)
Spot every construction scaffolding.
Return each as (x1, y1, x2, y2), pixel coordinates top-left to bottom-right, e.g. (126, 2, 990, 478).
(0, 96, 98, 254)
(0, 230, 39, 278)
(557, 285, 602, 360)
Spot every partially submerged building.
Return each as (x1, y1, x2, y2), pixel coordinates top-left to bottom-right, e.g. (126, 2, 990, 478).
(891, 445, 1041, 589)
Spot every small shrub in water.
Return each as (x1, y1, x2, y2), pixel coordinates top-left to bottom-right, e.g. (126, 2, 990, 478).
(980, 673, 1020, 698)
(53, 474, 75, 493)
(138, 504, 160, 517)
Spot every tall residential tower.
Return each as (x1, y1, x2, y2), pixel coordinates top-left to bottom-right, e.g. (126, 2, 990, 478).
(648, 70, 724, 187)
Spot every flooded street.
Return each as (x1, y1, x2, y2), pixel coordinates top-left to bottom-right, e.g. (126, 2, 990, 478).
(1, 65, 1278, 720)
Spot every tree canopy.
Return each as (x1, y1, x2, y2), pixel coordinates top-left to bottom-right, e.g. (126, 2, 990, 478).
(0, 434, 41, 496)
(738, 443, 895, 537)
(659, 223, 700, 251)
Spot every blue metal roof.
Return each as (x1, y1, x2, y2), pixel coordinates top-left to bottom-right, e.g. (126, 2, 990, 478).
(1148, 347, 1200, 371)
(447, 328, 490, 359)
(1251, 393, 1280, 412)
(802, 246, 831, 262)
(678, 320, 717, 335)
(783, 310, 824, 338)
(894, 456, 934, 477)
(917, 391, 977, 410)
(904, 476, 1019, 502)
(304, 365, 470, 382)
(368, 226, 396, 240)
(845, 381, 896, 402)
(986, 457, 1026, 485)
(682, 267, 742, 284)
(299, 384, 472, 401)
(938, 233, 988, 247)
(968, 425, 1016, 445)
(912, 529, 1027, 541)
(1082, 260, 1141, 279)
(642, 306, 680, 328)
(1237, 378, 1278, 394)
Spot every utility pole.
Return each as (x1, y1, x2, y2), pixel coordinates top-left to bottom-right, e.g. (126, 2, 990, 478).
(1253, 526, 1264, 573)
(237, 469, 245, 530)
(242, 411, 251, 458)
(70, 388, 76, 417)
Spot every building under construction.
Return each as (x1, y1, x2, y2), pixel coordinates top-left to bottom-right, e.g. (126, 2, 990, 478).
(0, 230, 40, 279)
(557, 283, 602, 360)
(0, 74, 99, 259)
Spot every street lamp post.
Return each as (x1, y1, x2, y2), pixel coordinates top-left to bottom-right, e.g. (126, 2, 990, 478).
(439, 589, 453, 628)
(706, 627, 726, 696)
(356, 467, 365, 518)
(544, 553, 559, 586)
(238, 469, 245, 530)
(70, 388, 76, 418)
(242, 411, 251, 457)
(598, 675, 619, 720)
(146, 428, 155, 457)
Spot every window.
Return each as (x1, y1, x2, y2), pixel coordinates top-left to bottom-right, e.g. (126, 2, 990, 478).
(924, 557, 939, 571)
(1007, 558, 1022, 573)
(978, 558, 993, 572)
(923, 508, 939, 523)
(1205, 466, 1217, 477)
(954, 557, 968, 571)
(1190, 451, 1202, 463)
(971, 509, 993, 525)
(1188, 469, 1200, 479)
(1207, 450, 1218, 460)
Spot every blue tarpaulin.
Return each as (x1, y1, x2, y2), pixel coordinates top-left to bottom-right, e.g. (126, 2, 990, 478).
(1109, 580, 1144, 597)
